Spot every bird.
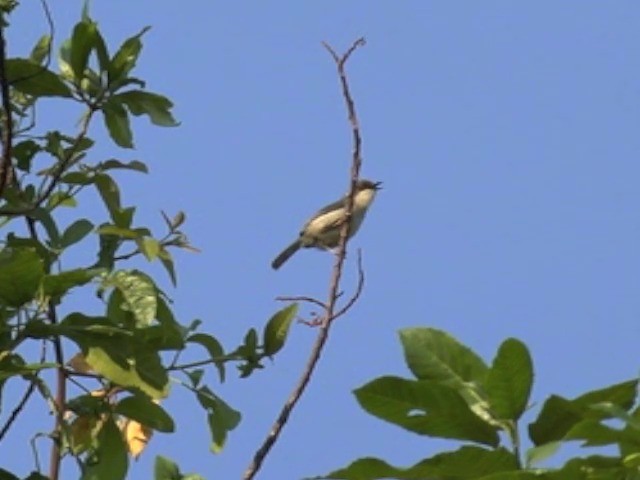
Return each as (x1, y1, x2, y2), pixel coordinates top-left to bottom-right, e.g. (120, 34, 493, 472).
(271, 178, 381, 270)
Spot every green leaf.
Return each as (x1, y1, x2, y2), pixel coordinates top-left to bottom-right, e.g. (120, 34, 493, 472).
(30, 207, 61, 246)
(525, 441, 561, 468)
(61, 219, 94, 248)
(103, 270, 157, 327)
(137, 237, 161, 261)
(154, 456, 181, 480)
(399, 327, 488, 388)
(62, 314, 168, 399)
(262, 303, 297, 356)
(94, 173, 122, 221)
(96, 225, 140, 239)
(195, 386, 241, 453)
(61, 171, 96, 185)
(573, 379, 638, 414)
(188, 333, 225, 382)
(115, 394, 175, 432)
(485, 338, 533, 421)
(354, 376, 499, 446)
(116, 90, 178, 127)
(322, 447, 518, 480)
(6, 59, 72, 97)
(96, 228, 121, 270)
(81, 416, 128, 480)
(0, 248, 44, 307)
(30, 34, 51, 65)
(70, 20, 97, 79)
(564, 419, 637, 447)
(109, 26, 150, 85)
(102, 97, 133, 148)
(42, 268, 102, 299)
(101, 159, 148, 173)
(158, 248, 177, 286)
(13, 140, 41, 173)
(46, 191, 77, 209)
(528, 395, 583, 445)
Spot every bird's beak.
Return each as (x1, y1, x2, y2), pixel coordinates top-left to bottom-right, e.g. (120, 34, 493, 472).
(374, 181, 383, 190)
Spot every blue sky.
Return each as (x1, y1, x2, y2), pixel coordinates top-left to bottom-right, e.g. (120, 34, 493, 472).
(3, 1, 640, 479)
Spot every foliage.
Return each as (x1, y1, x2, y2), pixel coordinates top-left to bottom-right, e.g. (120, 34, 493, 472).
(0, 5, 295, 480)
(315, 327, 640, 480)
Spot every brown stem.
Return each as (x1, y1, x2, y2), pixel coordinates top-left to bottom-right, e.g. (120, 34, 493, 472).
(47, 303, 66, 480)
(243, 37, 366, 480)
(0, 13, 14, 199)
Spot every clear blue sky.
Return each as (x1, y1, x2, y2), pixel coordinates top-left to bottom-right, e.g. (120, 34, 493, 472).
(4, 1, 640, 479)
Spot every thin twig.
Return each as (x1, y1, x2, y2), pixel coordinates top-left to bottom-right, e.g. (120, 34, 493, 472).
(332, 249, 365, 321)
(0, 14, 14, 198)
(0, 340, 47, 441)
(243, 37, 366, 480)
(275, 295, 327, 310)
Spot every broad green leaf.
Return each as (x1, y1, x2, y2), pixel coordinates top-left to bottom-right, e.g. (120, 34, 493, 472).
(61, 314, 169, 398)
(354, 376, 499, 446)
(0, 248, 44, 307)
(188, 333, 225, 382)
(115, 395, 174, 432)
(399, 327, 488, 388)
(42, 268, 102, 299)
(485, 338, 533, 421)
(262, 303, 297, 356)
(528, 395, 583, 445)
(109, 26, 150, 84)
(137, 237, 161, 261)
(573, 379, 638, 414)
(6, 59, 72, 97)
(107, 288, 135, 326)
(564, 419, 638, 447)
(101, 159, 148, 173)
(13, 140, 41, 173)
(103, 270, 157, 327)
(30, 34, 51, 65)
(525, 441, 561, 468)
(116, 90, 178, 126)
(321, 447, 517, 480)
(94, 173, 122, 221)
(70, 20, 97, 79)
(61, 219, 94, 248)
(102, 98, 133, 148)
(81, 416, 128, 480)
(154, 456, 180, 480)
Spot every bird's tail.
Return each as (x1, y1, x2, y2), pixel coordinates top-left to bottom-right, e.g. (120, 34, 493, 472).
(271, 239, 301, 270)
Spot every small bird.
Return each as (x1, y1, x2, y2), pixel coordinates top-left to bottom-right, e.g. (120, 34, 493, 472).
(271, 179, 382, 270)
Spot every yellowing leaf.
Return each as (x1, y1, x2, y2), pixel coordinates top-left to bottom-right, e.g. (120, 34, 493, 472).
(122, 418, 153, 459)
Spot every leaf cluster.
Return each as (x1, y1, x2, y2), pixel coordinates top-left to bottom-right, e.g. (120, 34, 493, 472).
(317, 328, 640, 480)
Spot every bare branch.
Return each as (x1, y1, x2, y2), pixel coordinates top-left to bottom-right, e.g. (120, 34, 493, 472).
(244, 37, 367, 480)
(275, 295, 328, 310)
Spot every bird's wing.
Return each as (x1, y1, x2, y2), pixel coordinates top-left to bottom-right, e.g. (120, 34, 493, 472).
(300, 197, 347, 234)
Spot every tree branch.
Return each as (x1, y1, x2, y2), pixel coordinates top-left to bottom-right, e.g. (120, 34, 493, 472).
(243, 36, 367, 480)
(0, 15, 14, 199)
